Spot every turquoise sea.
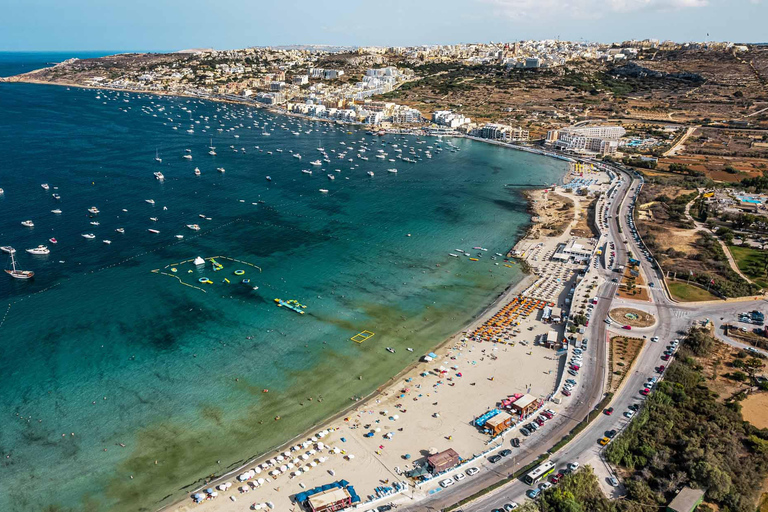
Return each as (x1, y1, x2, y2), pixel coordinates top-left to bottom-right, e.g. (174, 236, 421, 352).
(0, 53, 567, 511)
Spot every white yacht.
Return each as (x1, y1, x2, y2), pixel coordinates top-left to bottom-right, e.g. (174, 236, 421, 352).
(183, 154, 193, 160)
(194, 168, 201, 176)
(319, 189, 329, 194)
(82, 233, 96, 239)
(217, 167, 225, 173)
(367, 171, 374, 177)
(387, 168, 398, 173)
(115, 228, 125, 233)
(310, 160, 322, 166)
(154, 172, 165, 181)
(41, 184, 50, 190)
(145, 199, 155, 204)
(21, 220, 34, 227)
(302, 170, 313, 175)
(88, 207, 100, 214)
(1, 246, 16, 254)
(103, 240, 112, 244)
(90, 221, 100, 226)
(187, 224, 201, 231)
(51, 209, 62, 214)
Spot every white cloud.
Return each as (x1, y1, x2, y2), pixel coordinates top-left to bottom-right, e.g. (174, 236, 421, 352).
(480, 0, 708, 20)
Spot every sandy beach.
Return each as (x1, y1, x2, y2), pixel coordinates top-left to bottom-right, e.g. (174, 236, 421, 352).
(163, 163, 611, 512)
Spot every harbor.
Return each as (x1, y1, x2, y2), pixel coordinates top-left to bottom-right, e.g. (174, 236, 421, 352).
(0, 75, 568, 512)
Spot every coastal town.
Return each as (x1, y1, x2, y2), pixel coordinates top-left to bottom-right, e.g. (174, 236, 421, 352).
(3, 19, 768, 512)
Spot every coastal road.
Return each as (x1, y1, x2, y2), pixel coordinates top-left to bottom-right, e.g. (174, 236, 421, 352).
(397, 167, 634, 511)
(453, 165, 768, 511)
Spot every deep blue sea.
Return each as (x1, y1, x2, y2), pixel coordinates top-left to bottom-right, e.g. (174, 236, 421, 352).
(0, 52, 567, 511)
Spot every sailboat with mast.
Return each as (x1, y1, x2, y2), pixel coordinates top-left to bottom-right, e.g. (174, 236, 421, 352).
(155, 149, 162, 163)
(5, 250, 34, 279)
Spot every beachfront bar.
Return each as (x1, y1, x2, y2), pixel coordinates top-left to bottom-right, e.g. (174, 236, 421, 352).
(484, 410, 514, 435)
(427, 448, 461, 474)
(510, 393, 539, 417)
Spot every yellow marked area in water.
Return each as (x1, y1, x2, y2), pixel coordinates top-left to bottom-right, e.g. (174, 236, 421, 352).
(351, 330, 375, 343)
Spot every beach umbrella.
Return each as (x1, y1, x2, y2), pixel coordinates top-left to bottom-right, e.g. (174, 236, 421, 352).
(393, 415, 399, 420)
(270, 470, 279, 476)
(346, 454, 355, 460)
(404, 453, 411, 460)
(310, 461, 317, 467)
(280, 465, 288, 472)
(276, 455, 284, 462)
(301, 453, 309, 460)
(287, 462, 294, 469)
(206, 488, 214, 494)
(254, 467, 261, 474)
(268, 458, 277, 465)
(282, 451, 290, 457)
(311, 436, 318, 442)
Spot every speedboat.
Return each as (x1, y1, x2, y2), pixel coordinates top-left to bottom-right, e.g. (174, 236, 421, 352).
(26, 245, 50, 255)
(52, 193, 61, 200)
(88, 207, 100, 214)
(367, 171, 374, 177)
(103, 239, 112, 244)
(115, 228, 125, 233)
(49, 238, 57, 244)
(310, 160, 322, 166)
(183, 154, 193, 160)
(148, 229, 160, 234)
(90, 221, 100, 226)
(149, 217, 158, 222)
(194, 168, 201, 175)
(266, 176, 272, 181)
(217, 167, 225, 173)
(154, 172, 165, 180)
(187, 224, 201, 231)
(301, 170, 312, 175)
(327, 174, 335, 180)
(175, 235, 184, 239)
(51, 209, 62, 214)
(386, 347, 395, 354)
(82, 233, 96, 239)
(41, 184, 50, 190)
(1, 246, 16, 254)
(146, 199, 155, 204)
(21, 220, 34, 227)
(387, 168, 398, 173)
(319, 189, 329, 194)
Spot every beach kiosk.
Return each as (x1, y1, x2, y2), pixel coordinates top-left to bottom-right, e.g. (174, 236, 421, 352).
(306, 487, 352, 512)
(544, 330, 559, 349)
(484, 411, 514, 435)
(510, 394, 539, 418)
(427, 448, 461, 475)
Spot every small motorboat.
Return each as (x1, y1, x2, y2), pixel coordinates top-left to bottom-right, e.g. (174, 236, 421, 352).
(187, 224, 201, 231)
(1, 246, 16, 254)
(386, 347, 395, 354)
(145, 199, 155, 204)
(115, 228, 125, 233)
(194, 167, 201, 176)
(175, 235, 184, 239)
(148, 229, 160, 234)
(51, 209, 62, 214)
(103, 239, 112, 244)
(82, 233, 96, 239)
(21, 220, 34, 227)
(88, 207, 100, 214)
(49, 238, 58, 244)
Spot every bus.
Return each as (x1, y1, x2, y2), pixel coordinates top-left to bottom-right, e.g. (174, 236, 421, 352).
(523, 460, 556, 486)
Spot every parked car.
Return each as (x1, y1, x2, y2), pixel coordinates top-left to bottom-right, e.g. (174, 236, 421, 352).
(440, 478, 454, 488)
(503, 503, 519, 511)
(568, 369, 578, 377)
(500, 449, 512, 457)
(568, 462, 580, 472)
(606, 429, 617, 438)
(526, 489, 540, 499)
(640, 388, 651, 396)
(454, 472, 466, 481)
(650, 336, 659, 342)
(657, 365, 665, 373)
(599, 437, 610, 446)
(609, 477, 619, 487)
(561, 389, 571, 396)
(622, 325, 632, 330)
(539, 482, 552, 490)
(520, 428, 530, 436)
(466, 467, 479, 476)
(604, 407, 614, 415)
(624, 410, 635, 419)
(628, 404, 640, 412)
(511, 437, 520, 448)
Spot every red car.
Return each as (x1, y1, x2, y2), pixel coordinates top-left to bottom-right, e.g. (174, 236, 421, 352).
(640, 388, 650, 396)
(657, 365, 666, 373)
(661, 354, 670, 361)
(604, 407, 614, 415)
(562, 389, 572, 396)
(542, 412, 554, 419)
(622, 325, 632, 330)
(570, 364, 581, 371)
(551, 475, 560, 484)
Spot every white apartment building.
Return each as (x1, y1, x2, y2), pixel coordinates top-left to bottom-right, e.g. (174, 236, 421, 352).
(432, 110, 470, 128)
(479, 123, 529, 142)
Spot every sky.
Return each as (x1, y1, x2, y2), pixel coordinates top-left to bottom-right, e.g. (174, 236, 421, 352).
(0, 0, 766, 52)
